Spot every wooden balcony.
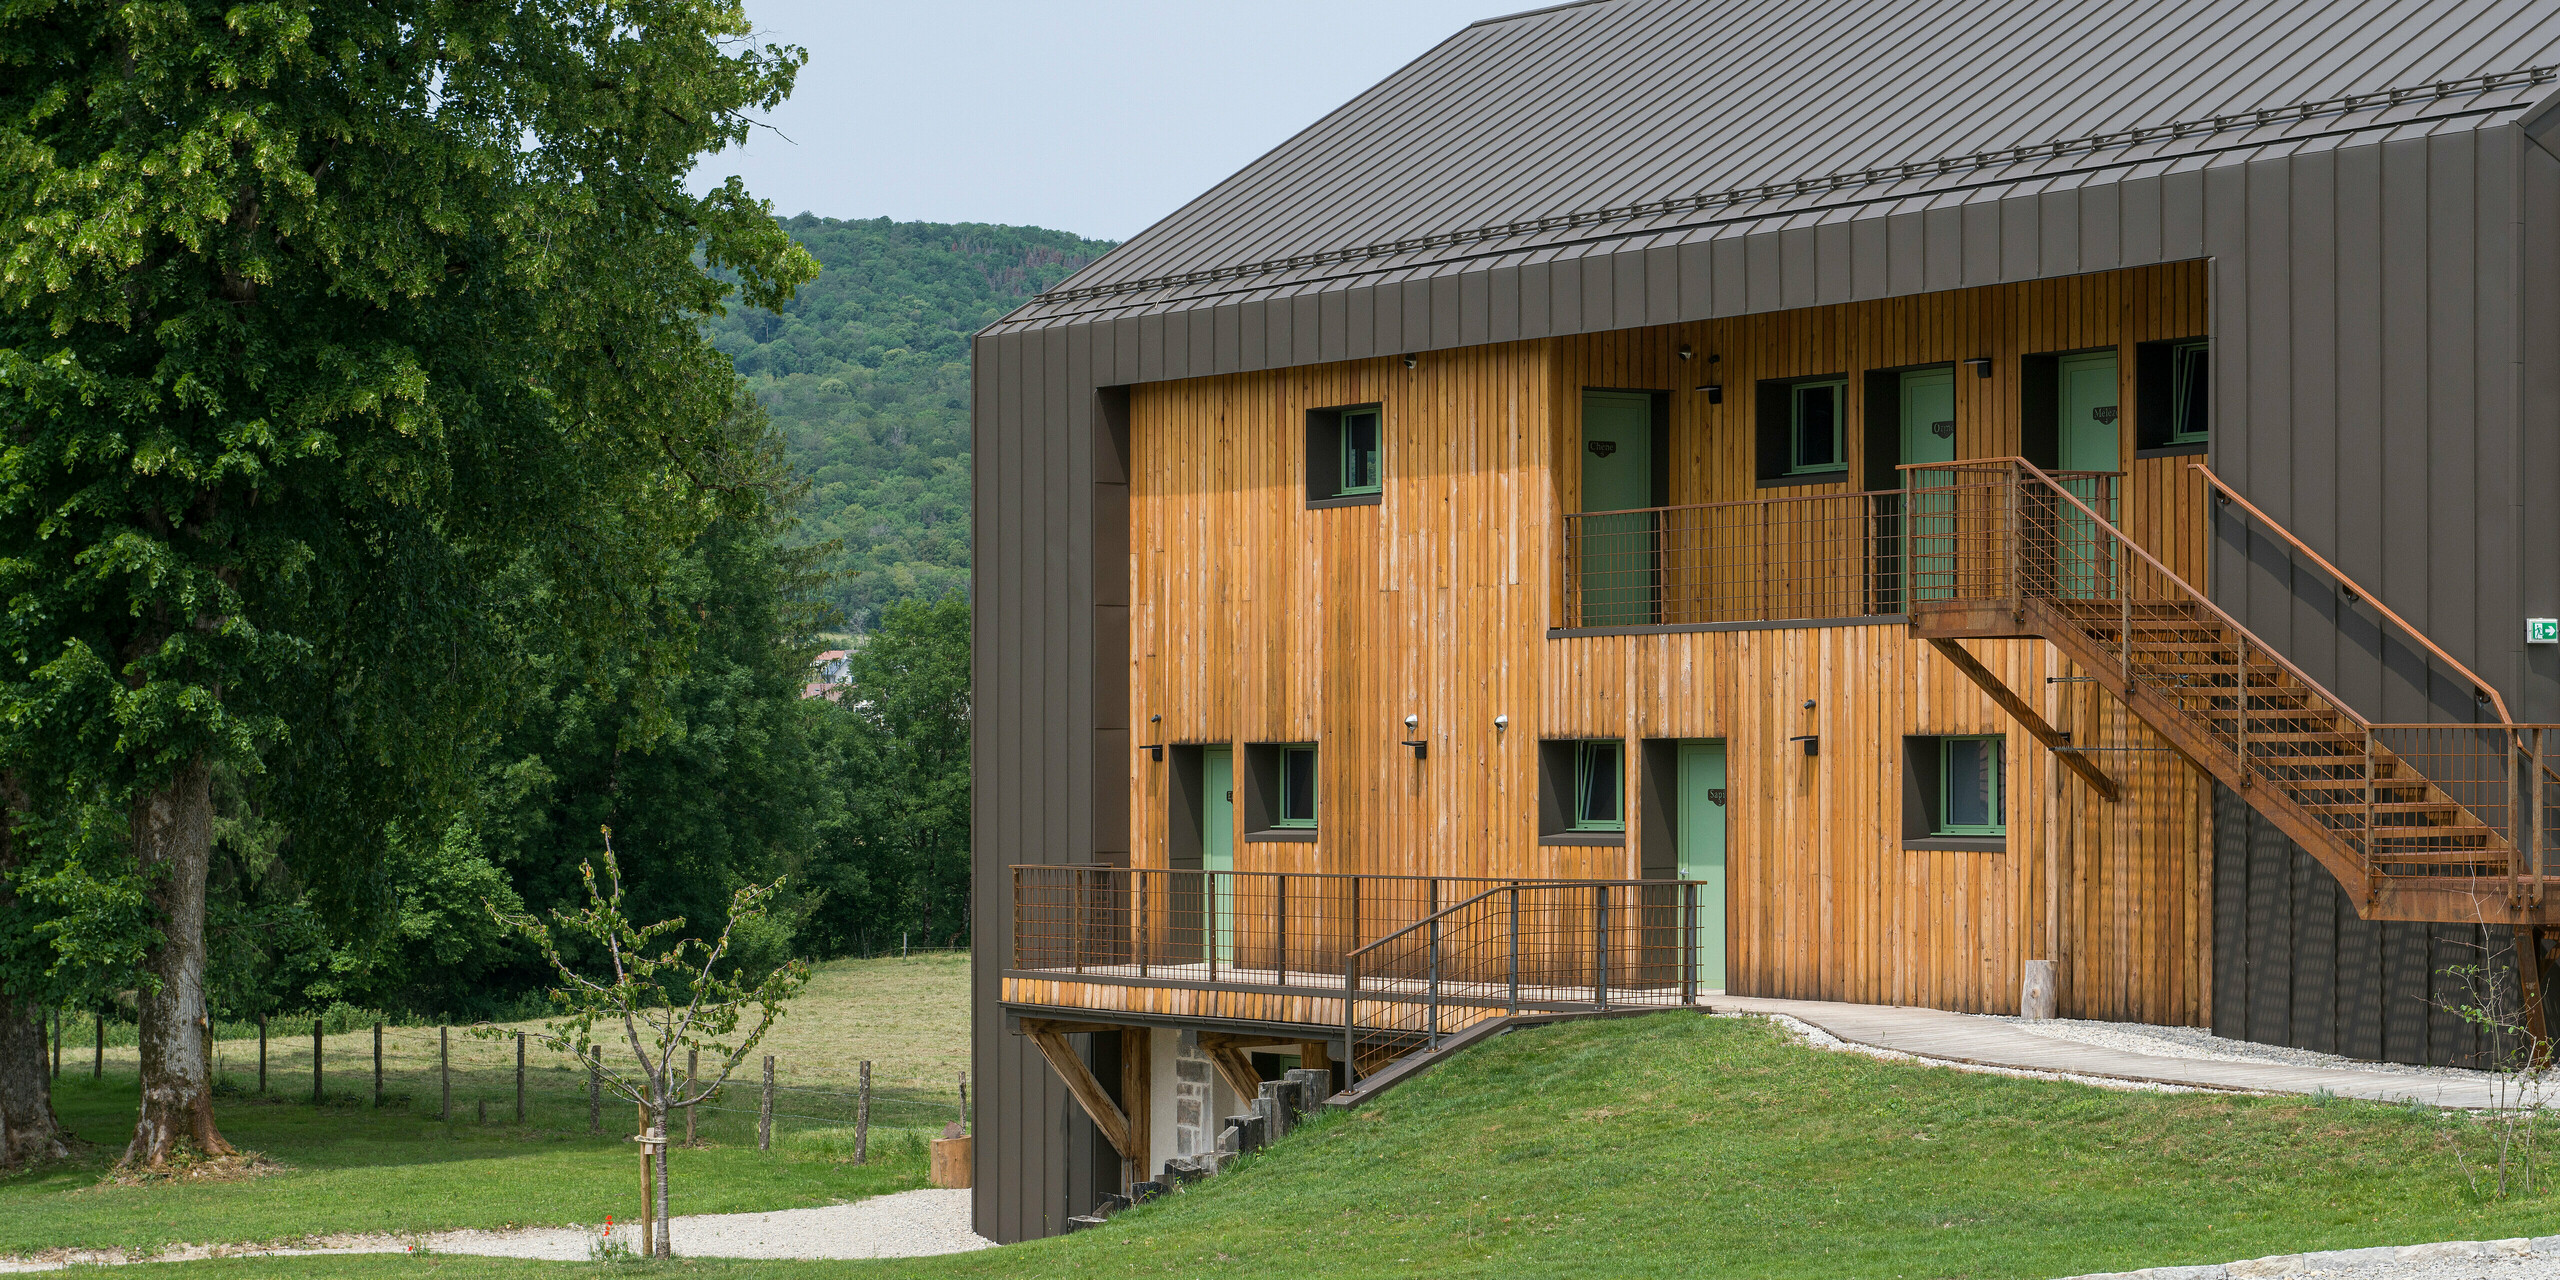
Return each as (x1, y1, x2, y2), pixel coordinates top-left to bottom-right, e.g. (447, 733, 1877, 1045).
(1557, 471, 2121, 631)
(1006, 866, 1715, 1082)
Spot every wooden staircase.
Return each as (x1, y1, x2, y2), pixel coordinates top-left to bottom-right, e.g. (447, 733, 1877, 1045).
(1904, 460, 2551, 926)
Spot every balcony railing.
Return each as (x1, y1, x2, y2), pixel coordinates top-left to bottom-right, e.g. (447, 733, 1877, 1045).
(1559, 471, 2119, 630)
(1009, 866, 1716, 1083)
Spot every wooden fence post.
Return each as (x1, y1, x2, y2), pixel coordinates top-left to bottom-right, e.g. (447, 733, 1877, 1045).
(516, 1032, 527, 1125)
(638, 1102, 654, 1258)
(588, 1047, 602, 1135)
(758, 1055, 773, 1151)
(258, 1015, 267, 1093)
(685, 1047, 698, 1146)
(959, 1071, 969, 1136)
(93, 1013, 103, 1081)
(373, 1023, 384, 1108)
(313, 1020, 323, 1103)
(855, 1060, 871, 1165)
(439, 1025, 451, 1121)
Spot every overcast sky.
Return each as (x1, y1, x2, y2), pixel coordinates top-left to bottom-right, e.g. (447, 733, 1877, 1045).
(701, 1, 1514, 242)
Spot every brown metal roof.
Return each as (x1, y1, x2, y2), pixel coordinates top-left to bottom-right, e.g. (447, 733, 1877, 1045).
(993, 0, 2560, 332)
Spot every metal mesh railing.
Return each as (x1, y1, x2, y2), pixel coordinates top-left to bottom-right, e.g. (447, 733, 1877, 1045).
(1559, 473, 2118, 629)
(1342, 880, 1710, 1080)
(1011, 866, 1524, 985)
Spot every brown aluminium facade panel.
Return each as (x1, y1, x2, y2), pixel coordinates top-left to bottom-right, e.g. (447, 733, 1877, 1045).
(971, 126, 2558, 1241)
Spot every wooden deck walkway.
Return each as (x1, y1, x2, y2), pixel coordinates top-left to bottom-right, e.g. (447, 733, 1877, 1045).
(1711, 995, 2511, 1109)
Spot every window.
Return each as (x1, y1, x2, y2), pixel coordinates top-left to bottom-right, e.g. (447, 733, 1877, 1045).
(1572, 740, 1625, 831)
(1243, 742, 1318, 841)
(1789, 380, 1847, 475)
(1305, 404, 1385, 506)
(2169, 340, 2209, 444)
(2132, 338, 2208, 455)
(1275, 744, 1317, 827)
(1936, 736, 2006, 836)
(1338, 409, 1381, 495)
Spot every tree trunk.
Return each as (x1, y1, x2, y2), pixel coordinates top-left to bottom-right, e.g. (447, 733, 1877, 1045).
(122, 758, 232, 1168)
(0, 771, 70, 1167)
(654, 1128, 672, 1258)
(0, 996, 70, 1167)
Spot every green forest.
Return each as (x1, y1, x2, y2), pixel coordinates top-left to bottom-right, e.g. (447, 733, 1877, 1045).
(0, 4, 1100, 1171)
(705, 216, 1117, 631)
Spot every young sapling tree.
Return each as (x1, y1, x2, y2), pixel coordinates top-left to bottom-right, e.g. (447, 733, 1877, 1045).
(492, 829, 808, 1257)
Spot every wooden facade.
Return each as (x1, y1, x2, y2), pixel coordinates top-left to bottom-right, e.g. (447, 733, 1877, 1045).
(1115, 262, 2216, 1023)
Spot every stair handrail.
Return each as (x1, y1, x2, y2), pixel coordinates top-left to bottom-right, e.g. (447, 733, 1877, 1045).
(1343, 882, 1530, 961)
(1917, 457, 2377, 734)
(2186, 462, 2512, 727)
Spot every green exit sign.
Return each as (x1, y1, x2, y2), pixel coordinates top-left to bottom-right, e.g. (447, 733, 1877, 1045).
(2532, 618, 2560, 645)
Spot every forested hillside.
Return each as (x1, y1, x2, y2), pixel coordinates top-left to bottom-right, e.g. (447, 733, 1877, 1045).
(705, 216, 1118, 630)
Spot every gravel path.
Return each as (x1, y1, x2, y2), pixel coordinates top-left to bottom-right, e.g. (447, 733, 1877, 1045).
(0, 1188, 995, 1270)
(1993, 1015, 2505, 1084)
(2059, 1235, 2560, 1279)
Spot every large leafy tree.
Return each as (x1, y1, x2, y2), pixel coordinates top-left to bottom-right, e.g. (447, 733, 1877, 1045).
(0, 2, 814, 1166)
(805, 596, 971, 954)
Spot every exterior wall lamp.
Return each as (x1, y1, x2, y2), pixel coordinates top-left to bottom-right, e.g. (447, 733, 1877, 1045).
(1697, 352, 1723, 402)
(1138, 713, 1163, 763)
(1793, 699, 1819, 756)
(1401, 714, 1429, 759)
(1403, 354, 1419, 369)
(1964, 356, 1993, 378)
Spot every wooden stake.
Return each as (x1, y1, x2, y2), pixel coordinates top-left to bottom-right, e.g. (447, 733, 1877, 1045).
(855, 1060, 871, 1165)
(439, 1025, 451, 1121)
(685, 1047, 698, 1147)
(758, 1055, 774, 1151)
(93, 1013, 102, 1081)
(517, 1032, 527, 1125)
(588, 1047, 602, 1135)
(373, 1023, 383, 1108)
(257, 1015, 267, 1093)
(313, 1020, 323, 1103)
(638, 1103, 654, 1258)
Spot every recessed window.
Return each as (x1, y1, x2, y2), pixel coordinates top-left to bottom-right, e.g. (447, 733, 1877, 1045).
(2169, 341, 2209, 444)
(1275, 744, 1317, 827)
(1790, 380, 1846, 474)
(2132, 337, 2209, 455)
(1572, 740, 1625, 831)
(1338, 409, 1381, 496)
(1757, 376, 1852, 485)
(1936, 736, 2006, 836)
(1243, 742, 1319, 841)
(1305, 404, 1385, 506)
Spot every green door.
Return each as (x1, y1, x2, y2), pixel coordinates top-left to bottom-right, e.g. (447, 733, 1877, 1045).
(2056, 352, 2120, 596)
(1203, 745, 1234, 965)
(1578, 390, 1656, 626)
(1898, 368, 1959, 604)
(1677, 740, 1728, 991)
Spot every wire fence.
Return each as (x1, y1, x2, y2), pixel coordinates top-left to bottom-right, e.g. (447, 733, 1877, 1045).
(36, 1008, 968, 1158)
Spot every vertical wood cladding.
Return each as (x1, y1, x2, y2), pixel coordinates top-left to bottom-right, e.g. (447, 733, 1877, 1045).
(1128, 264, 2212, 1024)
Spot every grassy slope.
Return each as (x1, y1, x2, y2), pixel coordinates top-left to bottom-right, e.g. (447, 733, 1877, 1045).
(130, 1012, 2560, 1280)
(0, 955, 968, 1257)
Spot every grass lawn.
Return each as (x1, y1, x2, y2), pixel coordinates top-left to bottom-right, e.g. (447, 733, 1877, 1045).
(116, 1010, 2560, 1280)
(0, 953, 970, 1258)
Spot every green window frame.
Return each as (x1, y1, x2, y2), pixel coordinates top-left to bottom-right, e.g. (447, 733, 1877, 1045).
(1274, 744, 1318, 828)
(1936, 736, 2006, 836)
(1571, 739, 1625, 831)
(1788, 380, 1848, 475)
(1338, 408, 1382, 496)
(2169, 341, 2209, 444)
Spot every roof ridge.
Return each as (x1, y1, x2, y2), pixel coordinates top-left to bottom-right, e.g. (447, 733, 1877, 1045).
(1030, 63, 2554, 310)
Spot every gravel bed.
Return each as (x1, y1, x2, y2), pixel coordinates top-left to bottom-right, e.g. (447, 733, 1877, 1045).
(1741, 1011, 2209, 1093)
(2060, 1235, 2560, 1279)
(1988, 1015, 2503, 1083)
(0, 1188, 995, 1270)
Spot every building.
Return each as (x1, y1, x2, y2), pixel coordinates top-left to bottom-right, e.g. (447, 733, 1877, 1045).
(970, 0, 2560, 1243)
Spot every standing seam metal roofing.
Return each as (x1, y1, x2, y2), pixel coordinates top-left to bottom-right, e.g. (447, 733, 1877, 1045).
(1000, 0, 2560, 327)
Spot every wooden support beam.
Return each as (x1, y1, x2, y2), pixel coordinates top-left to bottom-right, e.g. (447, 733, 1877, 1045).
(1120, 1028, 1152, 1183)
(1204, 1043, 1263, 1108)
(2521, 924, 2554, 1068)
(1195, 1031, 1306, 1052)
(1928, 638, 2121, 803)
(1018, 1017, 1134, 1038)
(1025, 1029, 1135, 1160)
